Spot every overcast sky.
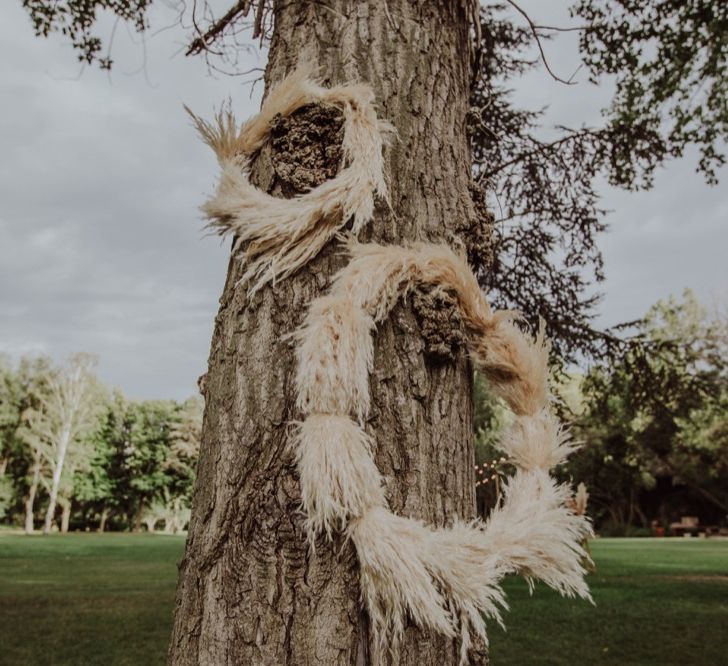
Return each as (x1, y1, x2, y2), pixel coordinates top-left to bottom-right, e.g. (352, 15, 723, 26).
(1, 2, 726, 400)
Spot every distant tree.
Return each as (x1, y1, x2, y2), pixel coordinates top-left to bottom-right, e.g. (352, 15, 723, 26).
(164, 396, 202, 498)
(674, 394, 728, 515)
(107, 399, 177, 531)
(0, 476, 12, 522)
(19, 424, 50, 533)
(53, 421, 101, 533)
(25, 354, 102, 534)
(0, 355, 53, 531)
(72, 396, 121, 532)
(638, 293, 727, 515)
(0, 356, 20, 476)
(570, 291, 727, 527)
(0, 356, 21, 519)
(567, 375, 654, 527)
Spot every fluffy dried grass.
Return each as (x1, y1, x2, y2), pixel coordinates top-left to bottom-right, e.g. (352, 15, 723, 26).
(294, 296, 374, 422)
(348, 471, 592, 660)
(295, 414, 385, 541)
(500, 409, 577, 470)
(188, 63, 392, 293)
(472, 313, 551, 417)
(331, 239, 492, 328)
(291, 240, 592, 662)
(193, 65, 590, 659)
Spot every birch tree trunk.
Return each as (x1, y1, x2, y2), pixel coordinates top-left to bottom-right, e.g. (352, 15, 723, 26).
(170, 2, 488, 664)
(59, 497, 71, 534)
(98, 506, 109, 533)
(43, 427, 70, 534)
(24, 453, 41, 534)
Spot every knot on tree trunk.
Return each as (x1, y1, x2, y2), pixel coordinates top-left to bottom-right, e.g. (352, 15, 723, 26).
(412, 284, 467, 362)
(457, 181, 495, 273)
(197, 373, 207, 397)
(268, 104, 345, 195)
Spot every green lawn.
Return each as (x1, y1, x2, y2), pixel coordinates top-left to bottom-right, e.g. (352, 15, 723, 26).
(489, 538, 728, 665)
(0, 535, 726, 665)
(0, 533, 182, 666)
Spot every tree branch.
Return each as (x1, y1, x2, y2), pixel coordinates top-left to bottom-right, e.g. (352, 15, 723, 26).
(504, 0, 580, 85)
(533, 23, 590, 33)
(478, 127, 601, 178)
(186, 0, 258, 56)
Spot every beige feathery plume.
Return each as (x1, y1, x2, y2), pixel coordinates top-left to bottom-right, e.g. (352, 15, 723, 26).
(331, 239, 492, 328)
(292, 240, 592, 662)
(570, 482, 590, 516)
(348, 506, 456, 654)
(187, 64, 393, 293)
(348, 471, 592, 661)
(295, 415, 385, 540)
(471, 313, 551, 417)
(294, 296, 374, 422)
(500, 409, 577, 470)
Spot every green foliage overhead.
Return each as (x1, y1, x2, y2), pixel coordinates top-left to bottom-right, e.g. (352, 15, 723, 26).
(471, 0, 727, 362)
(574, 0, 728, 186)
(21, 0, 151, 69)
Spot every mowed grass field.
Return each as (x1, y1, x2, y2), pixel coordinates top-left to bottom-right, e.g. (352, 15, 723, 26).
(0, 535, 726, 665)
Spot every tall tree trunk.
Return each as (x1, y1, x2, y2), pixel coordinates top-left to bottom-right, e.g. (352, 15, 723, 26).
(98, 506, 109, 533)
(170, 2, 485, 664)
(133, 504, 144, 533)
(24, 454, 42, 534)
(60, 498, 71, 534)
(43, 428, 70, 535)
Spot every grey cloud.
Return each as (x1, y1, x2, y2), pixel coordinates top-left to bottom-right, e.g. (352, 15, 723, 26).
(1, 2, 725, 400)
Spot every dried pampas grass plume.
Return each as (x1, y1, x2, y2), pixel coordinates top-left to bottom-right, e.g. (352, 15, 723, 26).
(500, 410, 577, 470)
(295, 414, 385, 541)
(292, 240, 593, 662)
(187, 62, 393, 293)
(191, 66, 591, 664)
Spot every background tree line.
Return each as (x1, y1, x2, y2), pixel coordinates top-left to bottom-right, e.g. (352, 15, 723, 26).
(475, 290, 727, 534)
(0, 353, 202, 534)
(2, 288, 725, 536)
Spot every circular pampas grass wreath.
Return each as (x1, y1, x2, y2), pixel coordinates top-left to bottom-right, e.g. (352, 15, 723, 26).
(187, 63, 393, 294)
(191, 66, 592, 665)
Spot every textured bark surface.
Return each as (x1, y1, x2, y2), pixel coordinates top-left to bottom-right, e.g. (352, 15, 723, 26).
(169, 2, 488, 664)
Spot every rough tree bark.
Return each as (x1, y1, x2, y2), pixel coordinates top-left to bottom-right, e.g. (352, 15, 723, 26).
(170, 2, 489, 664)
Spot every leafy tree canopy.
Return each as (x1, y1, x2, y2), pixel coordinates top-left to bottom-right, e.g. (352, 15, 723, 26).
(570, 290, 727, 525)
